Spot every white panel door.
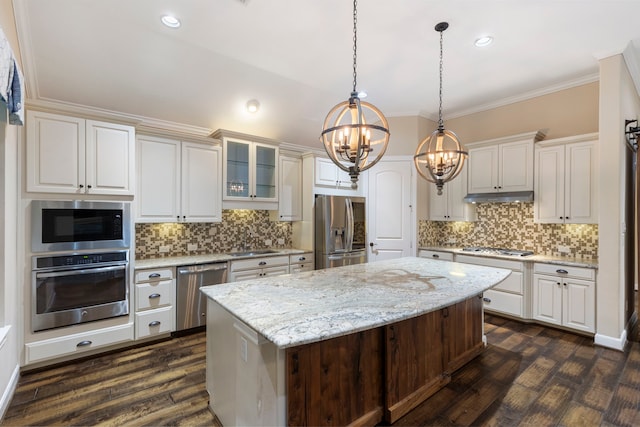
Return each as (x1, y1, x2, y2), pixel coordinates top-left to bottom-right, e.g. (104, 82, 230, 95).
(86, 120, 135, 195)
(534, 146, 564, 223)
(532, 274, 562, 326)
(368, 160, 413, 262)
(467, 145, 498, 193)
(500, 140, 533, 192)
(563, 278, 595, 333)
(181, 142, 222, 222)
(566, 141, 598, 224)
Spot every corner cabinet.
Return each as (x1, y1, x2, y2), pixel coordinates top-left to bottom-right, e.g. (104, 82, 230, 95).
(428, 166, 476, 221)
(534, 133, 598, 224)
(136, 135, 222, 223)
(466, 131, 543, 194)
(222, 137, 278, 205)
(26, 110, 135, 196)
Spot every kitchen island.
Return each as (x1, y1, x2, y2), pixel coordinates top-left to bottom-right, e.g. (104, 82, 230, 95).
(201, 257, 511, 426)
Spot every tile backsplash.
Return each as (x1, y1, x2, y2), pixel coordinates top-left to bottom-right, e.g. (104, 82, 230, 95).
(135, 210, 292, 259)
(418, 203, 598, 259)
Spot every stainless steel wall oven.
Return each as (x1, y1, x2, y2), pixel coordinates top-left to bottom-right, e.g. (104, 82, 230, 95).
(31, 251, 129, 332)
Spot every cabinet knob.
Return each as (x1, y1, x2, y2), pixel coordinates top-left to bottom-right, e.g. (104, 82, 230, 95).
(557, 282, 561, 286)
(482, 297, 491, 303)
(299, 257, 306, 261)
(87, 184, 92, 189)
(432, 254, 440, 259)
(77, 340, 92, 347)
(79, 184, 84, 189)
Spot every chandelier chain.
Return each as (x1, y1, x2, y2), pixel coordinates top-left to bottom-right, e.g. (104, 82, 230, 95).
(438, 28, 444, 129)
(352, 0, 358, 93)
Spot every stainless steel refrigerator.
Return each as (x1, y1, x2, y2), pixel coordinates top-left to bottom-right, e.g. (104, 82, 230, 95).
(315, 194, 367, 269)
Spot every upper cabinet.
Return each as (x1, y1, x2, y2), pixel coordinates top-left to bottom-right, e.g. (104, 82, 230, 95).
(429, 166, 476, 222)
(136, 135, 222, 223)
(315, 157, 353, 189)
(534, 133, 598, 224)
(273, 155, 302, 221)
(467, 131, 543, 194)
(26, 110, 135, 196)
(221, 136, 279, 208)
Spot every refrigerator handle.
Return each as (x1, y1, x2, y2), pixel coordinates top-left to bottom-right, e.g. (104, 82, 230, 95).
(345, 197, 354, 252)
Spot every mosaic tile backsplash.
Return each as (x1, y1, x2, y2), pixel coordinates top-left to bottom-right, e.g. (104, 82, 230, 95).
(135, 210, 292, 259)
(418, 203, 598, 259)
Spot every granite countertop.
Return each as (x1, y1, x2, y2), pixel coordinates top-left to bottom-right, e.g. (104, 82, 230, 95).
(419, 246, 598, 269)
(201, 257, 511, 349)
(135, 248, 308, 269)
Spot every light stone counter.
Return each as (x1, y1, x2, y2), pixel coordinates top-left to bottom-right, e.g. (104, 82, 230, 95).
(134, 248, 307, 269)
(201, 256, 511, 349)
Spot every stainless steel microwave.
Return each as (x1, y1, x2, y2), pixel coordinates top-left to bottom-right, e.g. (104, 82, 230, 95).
(31, 200, 131, 253)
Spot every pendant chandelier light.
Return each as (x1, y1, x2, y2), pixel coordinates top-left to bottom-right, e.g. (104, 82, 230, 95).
(320, 0, 390, 189)
(414, 22, 467, 195)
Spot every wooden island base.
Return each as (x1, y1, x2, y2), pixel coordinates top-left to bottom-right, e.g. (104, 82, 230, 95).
(207, 294, 484, 426)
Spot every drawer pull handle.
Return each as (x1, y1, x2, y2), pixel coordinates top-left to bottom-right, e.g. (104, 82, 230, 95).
(148, 293, 161, 299)
(77, 340, 92, 347)
(483, 297, 491, 303)
(148, 273, 161, 278)
(556, 269, 568, 274)
(432, 254, 440, 258)
(299, 257, 306, 261)
(149, 321, 161, 327)
(258, 261, 267, 266)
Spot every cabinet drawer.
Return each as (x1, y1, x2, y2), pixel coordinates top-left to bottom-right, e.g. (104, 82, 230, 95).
(25, 323, 134, 364)
(289, 253, 312, 264)
(493, 270, 524, 294)
(135, 306, 175, 338)
(533, 263, 595, 280)
(291, 263, 314, 274)
(135, 268, 174, 283)
(455, 254, 523, 271)
(135, 279, 175, 311)
(419, 250, 454, 261)
(482, 290, 524, 317)
(230, 255, 289, 271)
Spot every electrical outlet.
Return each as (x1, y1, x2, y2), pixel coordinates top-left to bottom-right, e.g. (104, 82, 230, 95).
(557, 245, 570, 254)
(159, 245, 171, 253)
(264, 239, 272, 246)
(447, 238, 457, 244)
(277, 238, 285, 246)
(187, 243, 198, 251)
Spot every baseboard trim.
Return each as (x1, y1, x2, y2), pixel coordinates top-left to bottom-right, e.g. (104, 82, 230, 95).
(0, 364, 20, 421)
(594, 329, 627, 351)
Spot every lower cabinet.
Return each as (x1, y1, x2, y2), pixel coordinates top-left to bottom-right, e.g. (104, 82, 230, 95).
(228, 255, 290, 281)
(24, 323, 134, 364)
(289, 252, 314, 273)
(455, 255, 527, 319)
(134, 267, 176, 339)
(532, 263, 595, 333)
(418, 249, 454, 261)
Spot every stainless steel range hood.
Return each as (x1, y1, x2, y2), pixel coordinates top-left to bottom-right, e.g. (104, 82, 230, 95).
(463, 191, 534, 203)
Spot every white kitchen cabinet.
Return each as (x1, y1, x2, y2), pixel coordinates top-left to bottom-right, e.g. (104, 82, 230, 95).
(532, 263, 595, 333)
(228, 255, 290, 282)
(222, 137, 278, 204)
(315, 157, 353, 189)
(289, 252, 314, 273)
(273, 155, 302, 221)
(136, 135, 222, 223)
(428, 167, 476, 221)
(418, 249, 454, 261)
(26, 110, 135, 196)
(534, 133, 598, 224)
(134, 267, 176, 339)
(467, 132, 541, 194)
(455, 254, 528, 318)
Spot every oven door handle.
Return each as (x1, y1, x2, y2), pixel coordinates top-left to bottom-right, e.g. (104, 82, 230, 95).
(35, 264, 126, 279)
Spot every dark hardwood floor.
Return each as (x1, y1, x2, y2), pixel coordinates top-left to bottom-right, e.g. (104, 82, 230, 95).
(2, 314, 640, 426)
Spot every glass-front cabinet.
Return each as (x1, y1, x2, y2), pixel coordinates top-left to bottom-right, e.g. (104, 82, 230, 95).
(223, 137, 278, 203)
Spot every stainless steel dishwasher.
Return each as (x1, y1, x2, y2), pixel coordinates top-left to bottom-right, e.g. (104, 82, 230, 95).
(176, 262, 227, 331)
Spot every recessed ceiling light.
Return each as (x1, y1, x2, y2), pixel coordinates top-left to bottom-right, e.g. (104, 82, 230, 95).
(474, 36, 493, 47)
(246, 99, 260, 113)
(161, 15, 181, 28)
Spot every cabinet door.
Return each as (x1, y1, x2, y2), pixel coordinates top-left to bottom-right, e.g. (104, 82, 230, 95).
(315, 157, 339, 186)
(446, 168, 468, 221)
(277, 156, 302, 221)
(262, 265, 290, 277)
(181, 142, 222, 222)
(26, 111, 84, 193)
(532, 274, 562, 326)
(428, 182, 449, 220)
(253, 142, 278, 201)
(534, 145, 564, 223)
(224, 138, 251, 199)
(228, 269, 262, 282)
(136, 135, 181, 222)
(563, 278, 595, 333)
(565, 141, 598, 224)
(499, 140, 533, 192)
(85, 120, 135, 195)
(467, 145, 498, 193)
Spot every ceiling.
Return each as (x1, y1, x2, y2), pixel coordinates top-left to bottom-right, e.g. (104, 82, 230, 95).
(12, 0, 640, 148)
